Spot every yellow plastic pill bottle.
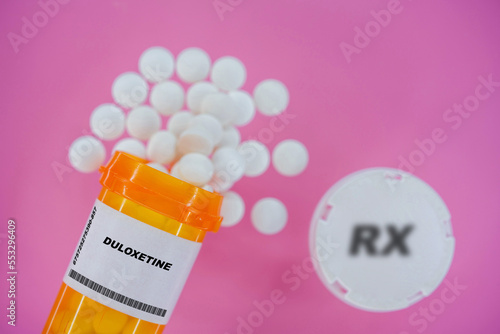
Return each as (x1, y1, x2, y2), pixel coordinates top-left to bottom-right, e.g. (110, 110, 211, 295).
(43, 152, 223, 334)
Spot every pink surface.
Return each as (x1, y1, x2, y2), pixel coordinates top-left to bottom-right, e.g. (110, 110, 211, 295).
(1, 0, 500, 333)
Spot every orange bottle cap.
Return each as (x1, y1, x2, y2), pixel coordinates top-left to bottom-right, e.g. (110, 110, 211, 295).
(99, 152, 223, 233)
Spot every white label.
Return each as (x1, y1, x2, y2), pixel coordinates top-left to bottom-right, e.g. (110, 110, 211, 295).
(63, 200, 201, 324)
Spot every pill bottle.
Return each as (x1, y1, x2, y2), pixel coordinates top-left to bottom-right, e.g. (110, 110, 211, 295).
(43, 151, 223, 334)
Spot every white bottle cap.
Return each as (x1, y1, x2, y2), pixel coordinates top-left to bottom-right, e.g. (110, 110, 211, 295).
(309, 168, 454, 312)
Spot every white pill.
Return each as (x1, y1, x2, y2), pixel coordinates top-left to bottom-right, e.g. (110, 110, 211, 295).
(208, 174, 234, 193)
(229, 90, 255, 126)
(202, 184, 214, 192)
(150, 81, 184, 115)
(177, 126, 214, 156)
(176, 47, 211, 83)
(178, 153, 214, 186)
(211, 56, 246, 91)
(217, 126, 241, 149)
(170, 162, 182, 179)
(167, 111, 194, 137)
(272, 139, 309, 177)
(220, 191, 245, 227)
(207, 174, 234, 193)
(253, 79, 289, 116)
(201, 92, 236, 126)
(251, 198, 288, 235)
(189, 114, 223, 145)
(186, 81, 218, 113)
(238, 140, 270, 177)
(68, 136, 106, 173)
(112, 138, 147, 159)
(126, 106, 162, 140)
(212, 147, 246, 184)
(112, 72, 149, 108)
(147, 162, 169, 174)
(90, 104, 125, 140)
(138, 47, 175, 83)
(146, 130, 177, 164)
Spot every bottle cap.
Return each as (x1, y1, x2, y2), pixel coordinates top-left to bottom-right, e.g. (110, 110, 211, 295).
(309, 168, 454, 311)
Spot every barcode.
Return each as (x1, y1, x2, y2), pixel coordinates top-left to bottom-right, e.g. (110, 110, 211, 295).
(68, 269, 167, 317)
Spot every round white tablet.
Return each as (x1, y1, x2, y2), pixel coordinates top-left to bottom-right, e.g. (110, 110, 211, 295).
(201, 92, 235, 126)
(189, 114, 223, 145)
(220, 191, 245, 227)
(177, 126, 214, 156)
(138, 46, 175, 83)
(203, 185, 214, 192)
(217, 126, 241, 149)
(146, 130, 177, 164)
(208, 174, 234, 193)
(212, 147, 246, 184)
(112, 72, 149, 109)
(176, 47, 211, 83)
(112, 138, 147, 159)
(178, 153, 214, 186)
(210, 56, 246, 91)
(229, 90, 255, 126)
(186, 81, 218, 113)
(68, 136, 106, 173)
(251, 198, 288, 235)
(147, 162, 168, 174)
(90, 104, 125, 140)
(272, 139, 309, 176)
(310, 168, 455, 312)
(170, 162, 182, 179)
(167, 111, 194, 137)
(253, 79, 289, 116)
(126, 106, 162, 140)
(237, 140, 270, 177)
(150, 81, 184, 116)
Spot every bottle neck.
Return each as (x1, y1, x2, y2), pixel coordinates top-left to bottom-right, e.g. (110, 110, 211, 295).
(98, 188, 206, 243)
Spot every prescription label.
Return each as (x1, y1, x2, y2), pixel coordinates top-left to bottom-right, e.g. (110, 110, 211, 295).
(63, 200, 201, 325)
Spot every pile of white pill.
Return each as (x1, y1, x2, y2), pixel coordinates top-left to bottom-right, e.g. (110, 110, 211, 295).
(68, 47, 309, 235)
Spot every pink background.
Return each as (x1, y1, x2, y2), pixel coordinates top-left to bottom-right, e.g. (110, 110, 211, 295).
(1, 0, 500, 333)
